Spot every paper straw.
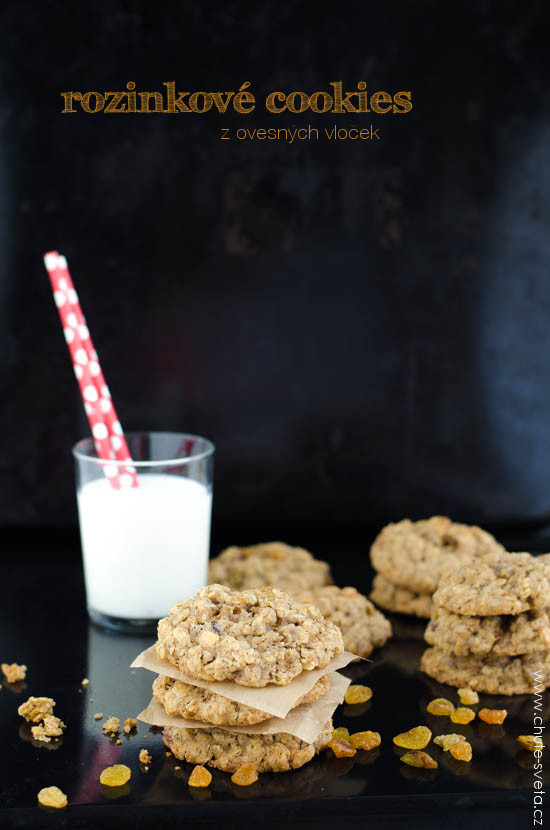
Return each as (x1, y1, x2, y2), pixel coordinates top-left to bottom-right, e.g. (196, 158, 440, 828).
(44, 251, 138, 488)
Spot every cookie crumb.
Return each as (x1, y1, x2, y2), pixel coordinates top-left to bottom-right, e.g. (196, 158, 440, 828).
(31, 717, 65, 743)
(165, 751, 171, 757)
(174, 765, 181, 770)
(123, 717, 138, 734)
(102, 716, 120, 735)
(116, 738, 123, 745)
(31, 725, 51, 743)
(81, 678, 89, 687)
(94, 712, 103, 720)
(18, 697, 55, 723)
(37, 786, 67, 809)
(2, 663, 27, 683)
(139, 749, 152, 765)
(89, 698, 94, 702)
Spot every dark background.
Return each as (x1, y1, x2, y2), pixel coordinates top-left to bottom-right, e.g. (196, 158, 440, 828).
(2, 0, 550, 558)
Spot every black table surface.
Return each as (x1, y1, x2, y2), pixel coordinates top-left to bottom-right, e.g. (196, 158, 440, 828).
(0, 539, 546, 829)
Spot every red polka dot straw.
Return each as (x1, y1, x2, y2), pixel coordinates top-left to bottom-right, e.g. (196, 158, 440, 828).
(43, 251, 138, 488)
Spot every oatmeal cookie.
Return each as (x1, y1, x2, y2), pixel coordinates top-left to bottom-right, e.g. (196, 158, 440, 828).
(421, 646, 550, 695)
(156, 584, 344, 686)
(293, 586, 392, 656)
(433, 552, 550, 616)
(152, 674, 330, 726)
(208, 542, 332, 591)
(425, 606, 550, 656)
(370, 516, 504, 595)
(370, 574, 432, 619)
(162, 720, 333, 773)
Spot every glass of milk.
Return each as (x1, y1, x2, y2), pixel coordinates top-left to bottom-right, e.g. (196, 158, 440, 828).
(73, 431, 214, 633)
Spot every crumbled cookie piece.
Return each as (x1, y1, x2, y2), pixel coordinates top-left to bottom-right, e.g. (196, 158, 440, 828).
(81, 678, 89, 687)
(102, 716, 120, 735)
(18, 697, 55, 723)
(94, 712, 104, 720)
(209, 541, 333, 591)
(2, 663, 27, 683)
(139, 748, 152, 765)
(37, 786, 67, 809)
(33, 715, 66, 742)
(31, 726, 51, 743)
(123, 717, 138, 734)
(156, 584, 344, 686)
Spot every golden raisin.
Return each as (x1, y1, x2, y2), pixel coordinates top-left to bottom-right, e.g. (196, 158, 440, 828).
(99, 764, 132, 786)
(188, 765, 212, 787)
(450, 707, 475, 725)
(434, 734, 467, 751)
(393, 726, 432, 750)
(349, 731, 381, 751)
(37, 786, 67, 809)
(449, 740, 472, 762)
(344, 685, 373, 705)
(478, 708, 507, 725)
(517, 735, 543, 752)
(426, 698, 455, 716)
(457, 687, 479, 705)
(400, 750, 438, 769)
(332, 727, 350, 741)
(231, 763, 259, 786)
(329, 738, 357, 758)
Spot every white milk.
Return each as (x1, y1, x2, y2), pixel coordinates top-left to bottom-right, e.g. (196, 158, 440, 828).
(77, 473, 212, 619)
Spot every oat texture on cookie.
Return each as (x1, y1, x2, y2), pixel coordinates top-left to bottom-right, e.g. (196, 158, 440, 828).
(208, 542, 333, 591)
(292, 585, 392, 657)
(155, 584, 344, 686)
(422, 550, 550, 694)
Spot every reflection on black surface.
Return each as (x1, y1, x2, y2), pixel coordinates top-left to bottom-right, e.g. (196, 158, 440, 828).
(0, 599, 548, 817)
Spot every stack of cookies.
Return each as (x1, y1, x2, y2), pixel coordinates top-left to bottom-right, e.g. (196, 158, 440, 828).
(137, 583, 350, 774)
(421, 551, 550, 694)
(209, 541, 392, 657)
(369, 516, 504, 619)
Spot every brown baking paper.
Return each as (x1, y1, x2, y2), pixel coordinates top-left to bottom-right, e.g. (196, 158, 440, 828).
(131, 646, 359, 719)
(137, 670, 350, 744)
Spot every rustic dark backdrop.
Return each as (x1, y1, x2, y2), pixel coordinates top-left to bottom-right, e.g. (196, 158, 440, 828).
(2, 0, 550, 554)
